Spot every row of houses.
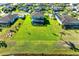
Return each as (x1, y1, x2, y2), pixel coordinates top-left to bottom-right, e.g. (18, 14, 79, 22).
(0, 3, 79, 29)
(0, 11, 79, 29)
(0, 12, 45, 28)
(29, 3, 79, 29)
(31, 11, 79, 29)
(52, 3, 79, 29)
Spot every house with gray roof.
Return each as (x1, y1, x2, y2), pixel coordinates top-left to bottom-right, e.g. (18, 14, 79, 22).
(31, 12, 45, 25)
(53, 6, 63, 12)
(54, 13, 79, 29)
(0, 14, 18, 27)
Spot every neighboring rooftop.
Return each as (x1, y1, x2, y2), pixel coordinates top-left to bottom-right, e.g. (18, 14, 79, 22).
(0, 14, 18, 23)
(31, 11, 44, 18)
(55, 13, 79, 25)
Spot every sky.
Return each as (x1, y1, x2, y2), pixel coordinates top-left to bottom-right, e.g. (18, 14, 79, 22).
(0, 0, 79, 3)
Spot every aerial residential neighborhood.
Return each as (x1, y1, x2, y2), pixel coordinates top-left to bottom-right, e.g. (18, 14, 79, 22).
(0, 3, 79, 55)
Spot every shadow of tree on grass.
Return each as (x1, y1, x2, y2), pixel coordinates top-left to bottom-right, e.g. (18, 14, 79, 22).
(63, 40, 79, 52)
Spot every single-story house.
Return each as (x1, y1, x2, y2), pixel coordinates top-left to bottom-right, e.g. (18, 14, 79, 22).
(19, 7, 29, 12)
(31, 12, 45, 25)
(0, 14, 18, 27)
(54, 13, 79, 29)
(53, 7, 63, 12)
(26, 3, 33, 6)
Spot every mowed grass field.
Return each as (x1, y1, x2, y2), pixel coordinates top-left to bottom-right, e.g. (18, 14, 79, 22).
(10, 15, 62, 54)
(0, 15, 79, 55)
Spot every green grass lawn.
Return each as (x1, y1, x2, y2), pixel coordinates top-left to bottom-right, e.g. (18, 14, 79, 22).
(0, 14, 79, 55)
(13, 15, 61, 41)
(10, 15, 61, 52)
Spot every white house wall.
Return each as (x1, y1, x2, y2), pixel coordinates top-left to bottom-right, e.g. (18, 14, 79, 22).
(54, 14, 62, 25)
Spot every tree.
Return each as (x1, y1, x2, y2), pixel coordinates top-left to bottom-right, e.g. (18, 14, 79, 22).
(0, 41, 7, 48)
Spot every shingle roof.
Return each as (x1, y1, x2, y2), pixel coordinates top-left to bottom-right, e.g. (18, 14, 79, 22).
(61, 15, 79, 25)
(0, 14, 18, 23)
(53, 7, 63, 11)
(26, 3, 33, 6)
(55, 13, 79, 25)
(31, 11, 44, 18)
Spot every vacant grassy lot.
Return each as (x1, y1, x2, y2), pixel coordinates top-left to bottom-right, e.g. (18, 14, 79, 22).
(0, 15, 79, 55)
(10, 15, 62, 53)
